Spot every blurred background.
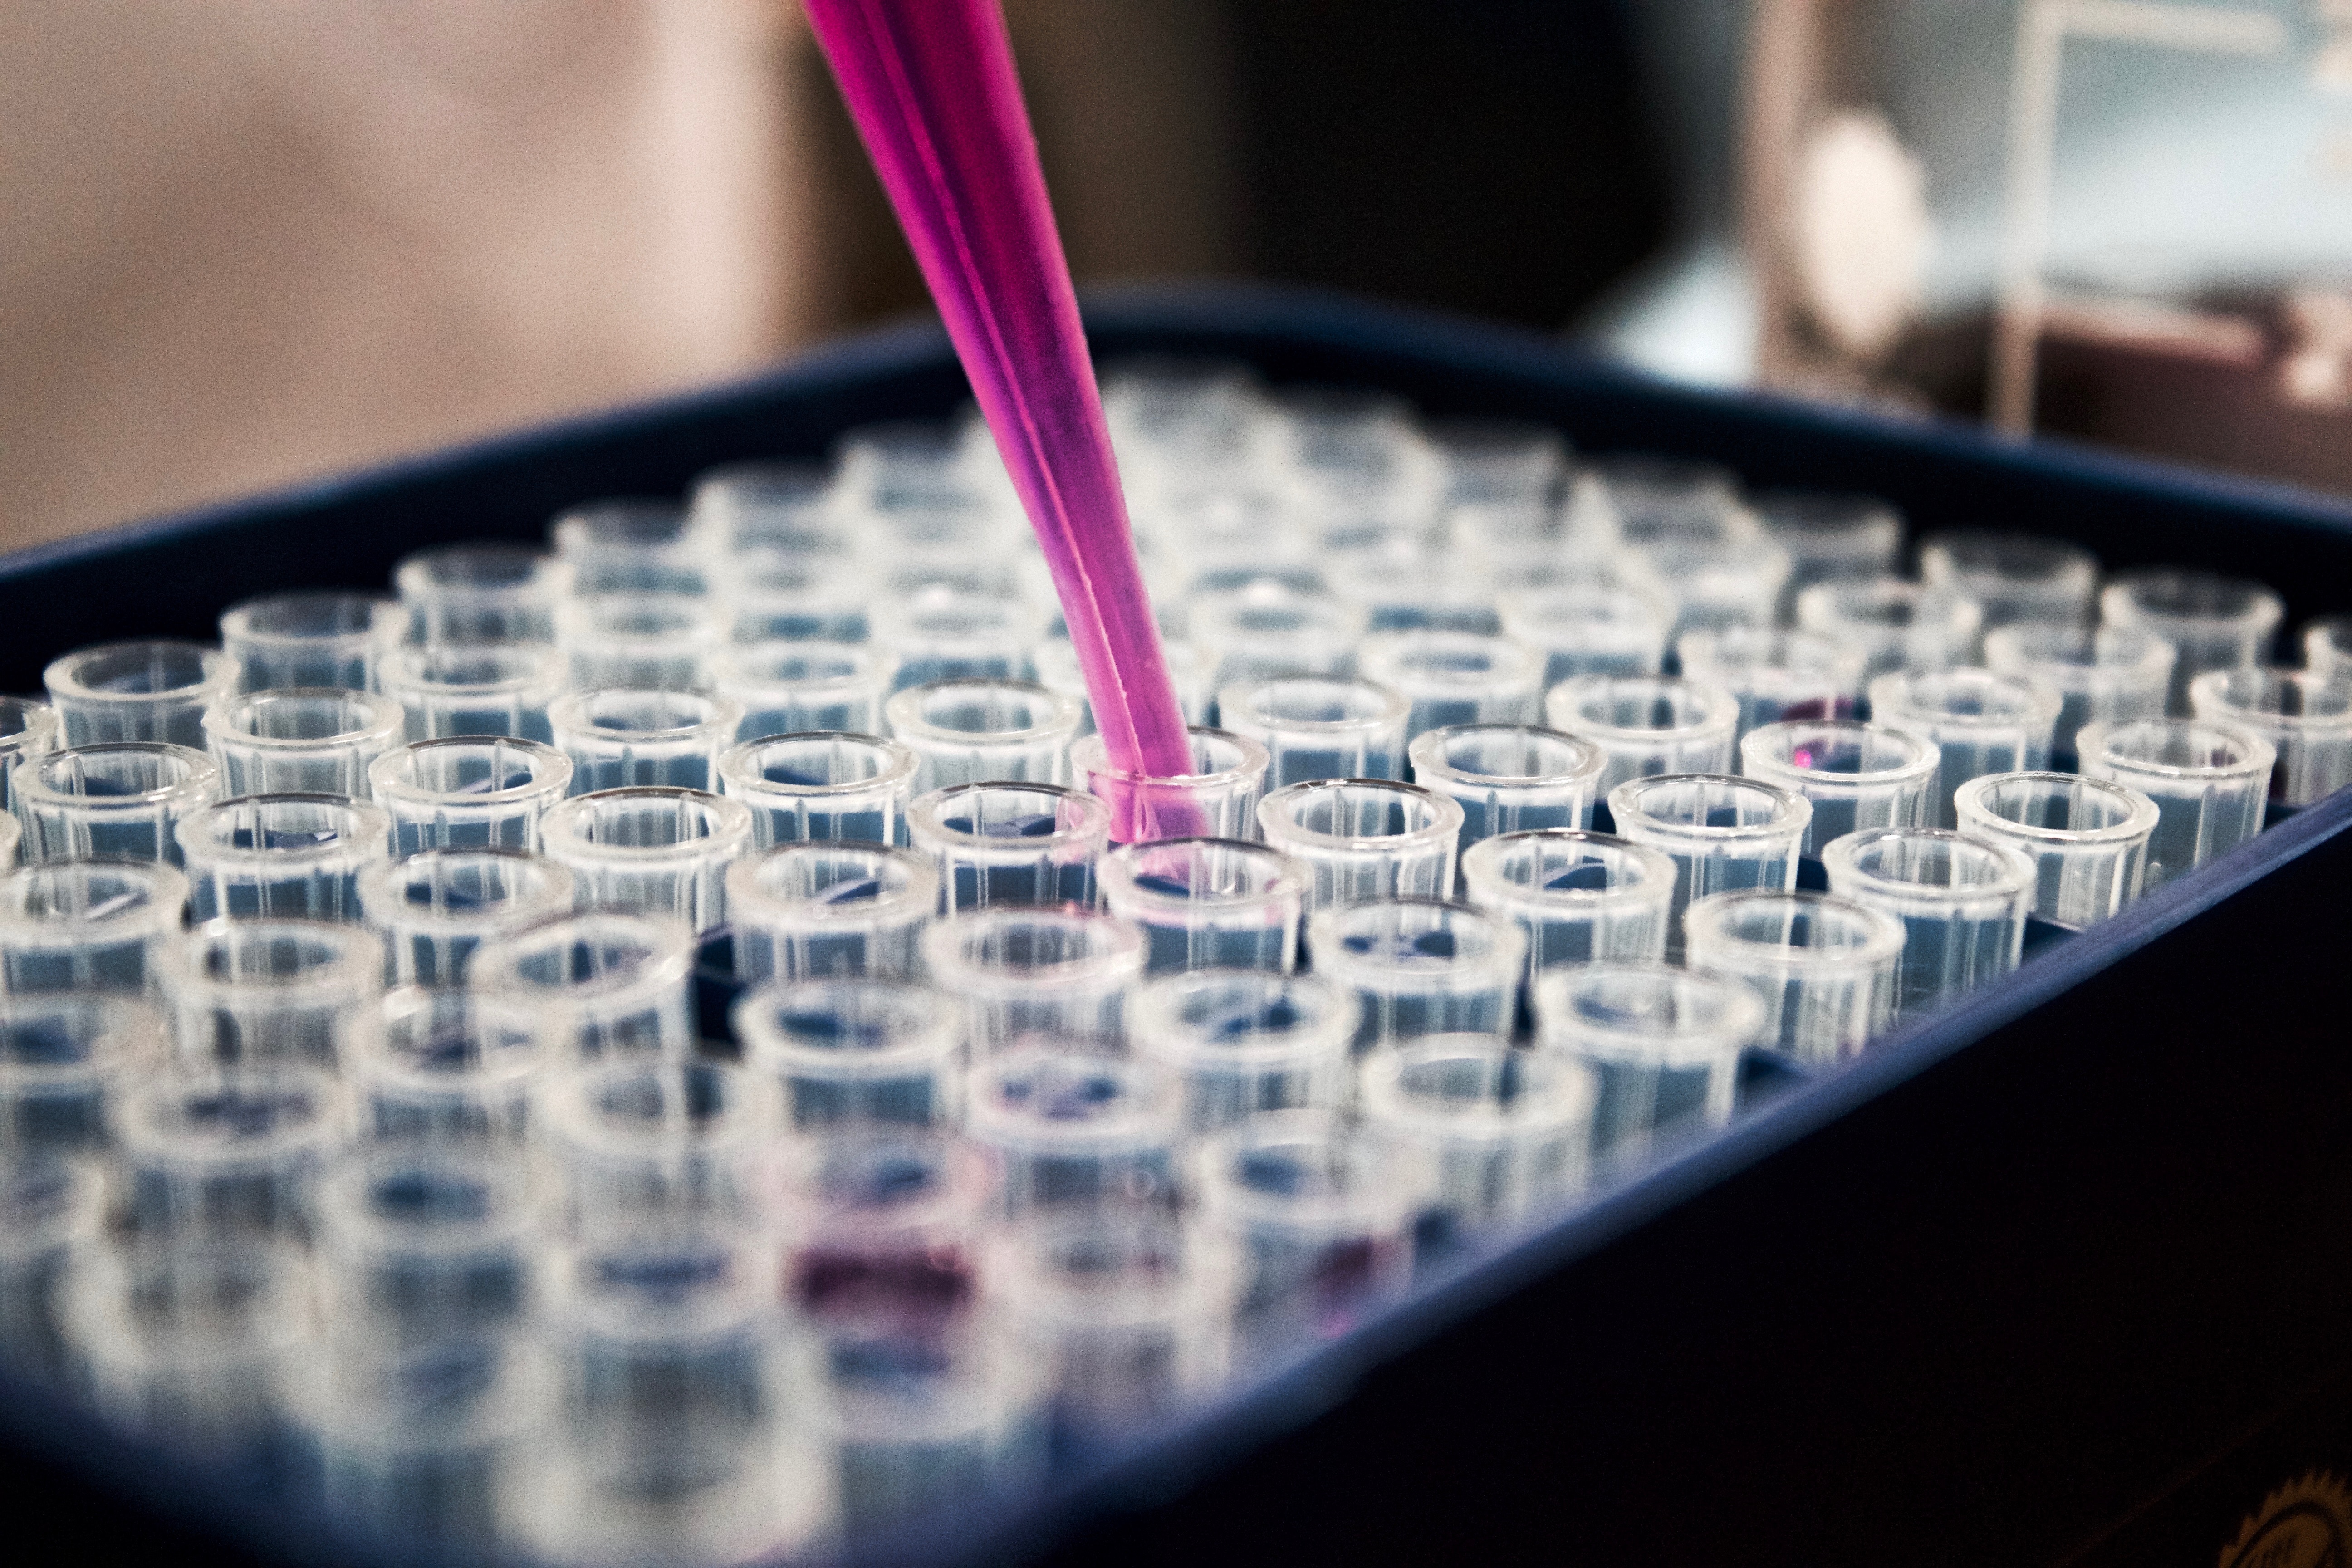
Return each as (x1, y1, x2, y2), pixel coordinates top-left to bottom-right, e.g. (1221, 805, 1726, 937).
(9, 0, 2352, 552)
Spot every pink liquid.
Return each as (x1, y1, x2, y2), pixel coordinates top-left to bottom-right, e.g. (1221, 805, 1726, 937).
(803, 0, 1195, 826)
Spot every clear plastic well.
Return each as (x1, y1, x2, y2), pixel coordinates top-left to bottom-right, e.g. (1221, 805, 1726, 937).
(469, 911, 696, 1061)
(1255, 779, 1463, 909)
(1304, 897, 1525, 1054)
(734, 976, 966, 1132)
(15, 743, 220, 866)
(218, 593, 402, 694)
(1071, 726, 1269, 844)
(1406, 723, 1603, 860)
(725, 841, 937, 982)
(201, 689, 404, 799)
(2100, 568, 2282, 715)
(46, 641, 236, 750)
(1605, 774, 1809, 962)
(1737, 720, 1939, 855)
(713, 642, 897, 740)
(378, 645, 565, 744)
(161, 918, 382, 1068)
(1216, 676, 1408, 788)
(2076, 718, 2274, 888)
(2187, 667, 2352, 808)
(1097, 837, 1307, 974)
(1865, 670, 2061, 828)
(354, 849, 576, 986)
(1358, 1034, 1595, 1235)
(1458, 828, 1677, 983)
(1128, 968, 1358, 1133)
(917, 905, 1147, 1054)
(176, 794, 392, 923)
(718, 732, 917, 848)
(1820, 828, 2035, 1017)
(906, 782, 1110, 914)
(1952, 771, 2160, 927)
(0, 859, 190, 996)
(885, 679, 1082, 793)
(1530, 963, 1763, 1163)
(1982, 625, 2173, 767)
(368, 736, 572, 855)
(539, 787, 753, 932)
(1681, 890, 1904, 1063)
(548, 689, 741, 795)
(1542, 674, 1739, 794)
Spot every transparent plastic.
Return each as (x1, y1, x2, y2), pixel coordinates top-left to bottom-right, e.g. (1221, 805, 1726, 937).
(1794, 578, 1983, 681)
(554, 593, 722, 692)
(1674, 627, 1865, 740)
(378, 645, 565, 744)
(1866, 670, 2062, 827)
(15, 743, 219, 865)
(1952, 772, 2161, 927)
(367, 736, 572, 855)
(1355, 631, 1544, 744)
(885, 678, 1082, 793)
(1622, 533, 1792, 644)
(1982, 625, 2174, 767)
(1681, 891, 1904, 1063)
(965, 1044, 1181, 1213)
(551, 498, 706, 597)
(1542, 674, 1740, 793)
(1494, 584, 1670, 687)
(1255, 779, 1463, 909)
(1097, 837, 1307, 974)
(1305, 898, 1525, 1054)
(0, 859, 189, 996)
(687, 459, 838, 556)
(45, 641, 236, 749)
(354, 849, 576, 986)
(176, 794, 392, 923)
(547, 688, 741, 795)
(1530, 962, 1763, 1162)
(717, 552, 872, 644)
(2188, 667, 2352, 808)
(1753, 491, 1903, 607)
(906, 782, 1111, 914)
(351, 985, 547, 1145)
(470, 911, 696, 1060)
(1820, 828, 2036, 1017)
(0, 1155, 104, 1377)
(1358, 1034, 1596, 1233)
(1737, 720, 1939, 856)
(1606, 774, 1809, 962)
(162, 918, 383, 1068)
(1190, 585, 1369, 690)
(2100, 568, 2283, 714)
(2305, 616, 2352, 681)
(712, 641, 897, 740)
(394, 544, 570, 646)
(734, 976, 966, 1132)
(218, 592, 402, 693)
(0, 993, 166, 1150)
(201, 689, 404, 799)
(2076, 718, 2274, 888)
(1216, 676, 1409, 787)
(1406, 723, 1604, 859)
(539, 787, 753, 932)
(1034, 635, 1214, 736)
(1458, 828, 1677, 982)
(712, 735, 913, 852)
(115, 1063, 348, 1236)
(725, 842, 937, 982)
(1071, 726, 1269, 843)
(1917, 531, 2098, 630)
(0, 697, 60, 814)
(537, 1056, 779, 1229)
(313, 1147, 534, 1342)
(871, 590, 1046, 691)
(1128, 969, 1358, 1132)
(918, 905, 1147, 1054)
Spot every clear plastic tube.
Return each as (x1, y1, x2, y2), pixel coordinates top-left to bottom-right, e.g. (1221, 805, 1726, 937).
(352, 985, 546, 1145)
(1917, 531, 2098, 629)
(1406, 723, 1604, 861)
(394, 543, 570, 646)
(1304, 898, 1525, 1054)
(1255, 779, 1462, 909)
(1681, 890, 1904, 1063)
(1865, 670, 2061, 827)
(470, 911, 696, 1060)
(1458, 828, 1677, 981)
(1753, 491, 1903, 608)
(1587, 454, 1744, 544)
(1542, 674, 1740, 794)
(2304, 615, 2352, 679)
(919, 905, 1147, 1054)
(552, 498, 706, 597)
(0, 697, 60, 814)
(0, 859, 189, 996)
(176, 793, 392, 923)
(1952, 771, 2160, 927)
(1128, 969, 1357, 1132)
(1674, 627, 1865, 740)
(1530, 963, 1763, 1161)
(538, 1056, 779, 1230)
(717, 551, 871, 644)
(0, 993, 166, 1150)
(368, 736, 572, 855)
(1358, 1034, 1595, 1235)
(1097, 837, 1307, 974)
(2100, 568, 2282, 714)
(15, 743, 220, 865)
(45, 641, 236, 749)
(966, 1044, 1181, 1213)
(0, 1155, 104, 1377)
(201, 688, 404, 799)
(378, 644, 565, 743)
(539, 787, 753, 932)
(1794, 578, 1983, 681)
(314, 1147, 534, 1342)
(688, 459, 839, 556)
(1737, 720, 1940, 856)
(712, 641, 897, 740)
(725, 841, 937, 982)
(906, 782, 1110, 913)
(1216, 676, 1408, 787)
(2187, 667, 2352, 807)
(718, 732, 919, 848)
(2075, 717, 2274, 887)
(871, 589, 1046, 690)
(354, 848, 575, 986)
(1071, 726, 1270, 843)
(1982, 624, 2174, 767)
(1622, 533, 1792, 644)
(1494, 584, 1670, 687)
(1355, 631, 1544, 745)
(547, 688, 741, 795)
(1820, 828, 2035, 1016)
(116, 1062, 348, 1236)
(162, 918, 383, 1067)
(885, 678, 1081, 793)
(218, 592, 402, 693)
(1190, 585, 1368, 689)
(1191, 1110, 1417, 1354)
(1605, 774, 1809, 962)
(734, 976, 966, 1132)
(554, 593, 721, 692)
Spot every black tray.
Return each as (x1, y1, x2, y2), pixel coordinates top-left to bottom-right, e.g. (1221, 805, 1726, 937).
(7, 285, 2352, 1568)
